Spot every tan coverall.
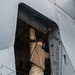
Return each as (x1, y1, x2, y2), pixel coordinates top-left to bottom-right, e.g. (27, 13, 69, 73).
(29, 28, 49, 75)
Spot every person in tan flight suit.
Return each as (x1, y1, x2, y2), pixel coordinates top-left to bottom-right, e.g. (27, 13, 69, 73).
(29, 27, 49, 75)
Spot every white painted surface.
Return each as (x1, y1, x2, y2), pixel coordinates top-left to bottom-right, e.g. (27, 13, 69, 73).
(61, 45, 75, 75)
(0, 46, 16, 75)
(58, 14, 75, 73)
(48, 0, 55, 4)
(0, 0, 18, 49)
(55, 0, 75, 19)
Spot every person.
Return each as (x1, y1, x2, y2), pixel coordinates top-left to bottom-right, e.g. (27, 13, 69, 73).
(29, 27, 49, 75)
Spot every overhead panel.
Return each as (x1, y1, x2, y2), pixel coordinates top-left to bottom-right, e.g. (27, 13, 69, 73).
(18, 4, 48, 34)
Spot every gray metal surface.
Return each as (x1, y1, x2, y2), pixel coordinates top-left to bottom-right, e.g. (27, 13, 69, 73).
(21, 0, 57, 22)
(55, 0, 75, 19)
(0, 46, 16, 75)
(0, 0, 18, 50)
(48, 0, 55, 4)
(58, 14, 75, 74)
(49, 27, 62, 75)
(61, 45, 75, 75)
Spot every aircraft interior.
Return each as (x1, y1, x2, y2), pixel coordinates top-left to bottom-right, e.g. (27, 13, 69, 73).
(14, 3, 55, 75)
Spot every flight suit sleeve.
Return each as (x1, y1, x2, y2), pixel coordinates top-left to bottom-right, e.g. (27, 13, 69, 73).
(30, 27, 36, 57)
(45, 52, 50, 59)
(30, 27, 36, 40)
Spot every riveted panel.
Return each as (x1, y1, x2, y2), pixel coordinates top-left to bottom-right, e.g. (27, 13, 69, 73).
(58, 14, 75, 73)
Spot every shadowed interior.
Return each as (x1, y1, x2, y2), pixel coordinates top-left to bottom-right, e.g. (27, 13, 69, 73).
(14, 18, 51, 75)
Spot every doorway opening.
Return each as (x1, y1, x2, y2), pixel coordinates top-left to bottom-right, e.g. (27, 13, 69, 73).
(14, 18, 51, 75)
(14, 3, 57, 75)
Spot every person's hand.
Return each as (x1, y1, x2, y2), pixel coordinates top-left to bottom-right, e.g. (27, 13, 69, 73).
(37, 41, 43, 46)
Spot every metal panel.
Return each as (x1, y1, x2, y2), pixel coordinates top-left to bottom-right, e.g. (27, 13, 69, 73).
(0, 0, 18, 49)
(55, 0, 75, 19)
(61, 45, 75, 75)
(0, 1, 18, 75)
(58, 14, 75, 74)
(49, 27, 62, 75)
(20, 0, 57, 23)
(18, 4, 47, 34)
(48, 0, 55, 4)
(0, 46, 16, 75)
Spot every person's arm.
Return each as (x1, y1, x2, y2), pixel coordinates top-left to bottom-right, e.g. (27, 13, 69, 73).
(30, 27, 36, 40)
(30, 27, 36, 57)
(45, 52, 50, 59)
